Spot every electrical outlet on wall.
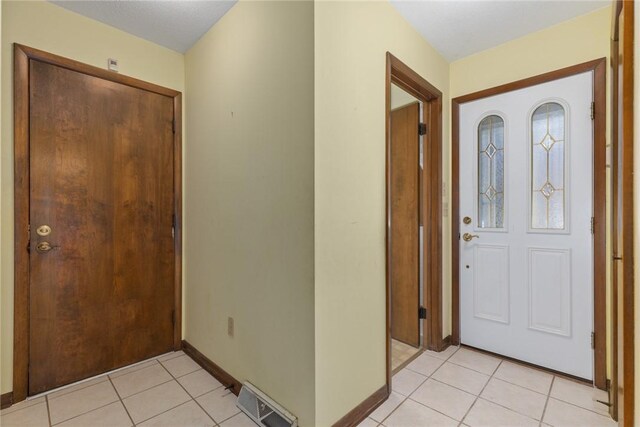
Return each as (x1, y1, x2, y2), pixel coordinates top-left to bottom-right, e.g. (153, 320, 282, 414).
(107, 58, 119, 72)
(228, 317, 234, 337)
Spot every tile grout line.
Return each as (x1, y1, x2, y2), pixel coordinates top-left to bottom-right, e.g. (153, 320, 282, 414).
(377, 346, 461, 425)
(108, 375, 136, 427)
(459, 345, 597, 388)
(460, 359, 549, 424)
(35, 357, 164, 401)
(375, 365, 432, 424)
(489, 375, 553, 396)
(539, 376, 556, 427)
(48, 398, 120, 426)
(8, 353, 196, 427)
(155, 351, 186, 364)
(459, 352, 613, 421)
(473, 395, 543, 423)
(43, 360, 160, 406)
(545, 393, 616, 419)
(446, 358, 505, 377)
(405, 395, 465, 424)
(109, 360, 161, 381)
(157, 357, 221, 426)
(46, 379, 125, 426)
(0, 397, 41, 416)
(115, 378, 175, 401)
(482, 361, 549, 423)
(459, 357, 503, 425)
(546, 375, 615, 418)
(45, 377, 112, 402)
(45, 394, 53, 427)
(224, 412, 254, 425)
(428, 376, 483, 397)
(489, 376, 549, 398)
(125, 386, 196, 426)
(134, 362, 203, 424)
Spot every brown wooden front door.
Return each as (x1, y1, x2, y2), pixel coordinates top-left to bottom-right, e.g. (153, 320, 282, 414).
(28, 59, 176, 395)
(390, 102, 420, 347)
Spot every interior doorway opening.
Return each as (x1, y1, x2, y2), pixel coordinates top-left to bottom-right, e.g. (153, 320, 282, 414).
(389, 86, 423, 371)
(385, 53, 444, 389)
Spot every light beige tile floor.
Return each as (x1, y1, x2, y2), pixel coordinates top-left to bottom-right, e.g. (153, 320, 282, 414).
(359, 346, 618, 427)
(391, 339, 421, 372)
(1, 346, 618, 427)
(0, 351, 258, 427)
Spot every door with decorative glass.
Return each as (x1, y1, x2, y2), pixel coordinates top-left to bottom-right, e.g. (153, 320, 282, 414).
(459, 72, 594, 380)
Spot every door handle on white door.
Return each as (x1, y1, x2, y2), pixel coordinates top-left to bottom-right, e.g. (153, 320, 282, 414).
(462, 233, 479, 242)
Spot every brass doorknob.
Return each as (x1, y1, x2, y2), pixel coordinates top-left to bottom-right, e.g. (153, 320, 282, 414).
(462, 233, 479, 242)
(36, 242, 53, 253)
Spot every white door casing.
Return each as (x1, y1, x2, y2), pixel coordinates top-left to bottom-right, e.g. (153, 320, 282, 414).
(459, 72, 594, 380)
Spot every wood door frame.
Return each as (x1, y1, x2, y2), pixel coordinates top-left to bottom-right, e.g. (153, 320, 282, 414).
(451, 58, 608, 390)
(610, 0, 634, 423)
(12, 44, 183, 403)
(385, 53, 444, 391)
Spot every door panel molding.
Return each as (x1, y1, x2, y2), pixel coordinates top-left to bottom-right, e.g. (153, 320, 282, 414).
(451, 57, 607, 390)
(12, 44, 183, 402)
(473, 244, 510, 324)
(528, 247, 572, 337)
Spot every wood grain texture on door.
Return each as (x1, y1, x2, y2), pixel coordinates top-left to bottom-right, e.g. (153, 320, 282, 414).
(28, 60, 175, 394)
(390, 102, 420, 348)
(611, 0, 635, 423)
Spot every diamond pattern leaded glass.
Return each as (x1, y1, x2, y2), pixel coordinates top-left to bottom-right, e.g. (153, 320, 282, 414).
(478, 115, 504, 228)
(531, 102, 565, 229)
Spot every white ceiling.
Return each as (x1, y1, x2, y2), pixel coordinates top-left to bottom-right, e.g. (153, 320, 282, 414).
(49, 0, 237, 53)
(390, 0, 610, 62)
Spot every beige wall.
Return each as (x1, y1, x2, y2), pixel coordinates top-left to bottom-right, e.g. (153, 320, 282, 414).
(183, 1, 315, 425)
(450, 5, 612, 369)
(314, 2, 450, 424)
(0, 0, 185, 395)
(450, 7, 612, 98)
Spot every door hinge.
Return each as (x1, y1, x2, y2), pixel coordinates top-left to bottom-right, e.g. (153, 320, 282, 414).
(419, 306, 427, 319)
(418, 123, 427, 136)
(590, 101, 595, 120)
(591, 332, 595, 349)
(590, 217, 595, 235)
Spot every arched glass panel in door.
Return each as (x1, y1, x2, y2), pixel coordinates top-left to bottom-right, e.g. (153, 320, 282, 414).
(531, 102, 566, 230)
(478, 115, 505, 228)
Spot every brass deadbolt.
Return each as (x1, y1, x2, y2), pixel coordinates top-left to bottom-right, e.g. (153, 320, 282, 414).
(36, 225, 52, 236)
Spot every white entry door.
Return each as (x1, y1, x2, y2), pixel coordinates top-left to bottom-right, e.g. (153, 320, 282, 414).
(459, 72, 594, 380)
